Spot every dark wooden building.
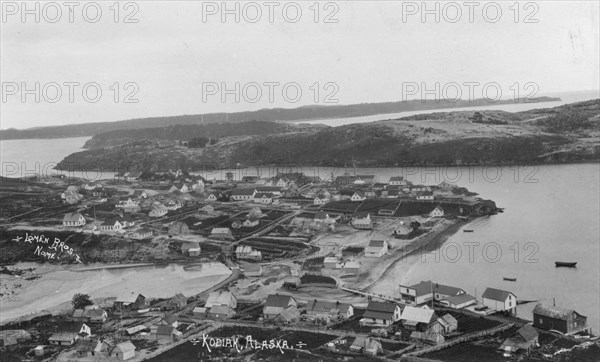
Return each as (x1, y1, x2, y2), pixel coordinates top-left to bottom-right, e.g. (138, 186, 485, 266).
(532, 303, 589, 335)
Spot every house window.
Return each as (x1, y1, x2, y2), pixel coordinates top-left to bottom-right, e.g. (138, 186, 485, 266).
(538, 318, 542, 324)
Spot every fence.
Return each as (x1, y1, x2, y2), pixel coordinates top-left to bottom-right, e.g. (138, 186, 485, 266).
(405, 323, 514, 357)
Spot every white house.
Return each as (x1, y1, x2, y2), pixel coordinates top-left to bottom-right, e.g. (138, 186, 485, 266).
(231, 188, 257, 201)
(254, 193, 273, 204)
(429, 206, 445, 217)
(393, 222, 412, 236)
(243, 219, 259, 228)
(99, 219, 124, 232)
(206, 193, 219, 202)
(63, 213, 86, 227)
(416, 191, 434, 200)
(149, 204, 168, 217)
(482, 287, 517, 314)
(350, 191, 366, 202)
(351, 213, 373, 230)
(117, 198, 140, 209)
(169, 183, 190, 194)
(314, 196, 330, 205)
(360, 301, 401, 326)
(389, 176, 408, 186)
(211, 227, 233, 240)
(164, 199, 182, 210)
(364, 240, 388, 258)
(398, 281, 467, 306)
(275, 178, 289, 187)
(130, 228, 153, 240)
(83, 182, 102, 191)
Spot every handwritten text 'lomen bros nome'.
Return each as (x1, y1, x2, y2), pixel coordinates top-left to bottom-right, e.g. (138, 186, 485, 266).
(12, 233, 82, 263)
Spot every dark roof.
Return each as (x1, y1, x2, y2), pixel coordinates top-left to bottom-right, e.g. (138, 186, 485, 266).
(232, 188, 256, 195)
(482, 287, 515, 301)
(516, 324, 539, 342)
(389, 176, 404, 181)
(417, 191, 434, 196)
(265, 294, 295, 308)
(256, 186, 282, 192)
(364, 301, 398, 320)
(410, 281, 464, 297)
(366, 301, 398, 313)
(532, 303, 585, 320)
(162, 313, 177, 325)
(254, 193, 273, 198)
(368, 240, 385, 248)
(156, 325, 174, 335)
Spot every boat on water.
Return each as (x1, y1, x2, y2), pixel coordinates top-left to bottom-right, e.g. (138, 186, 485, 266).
(463, 229, 474, 232)
(503, 277, 517, 282)
(555, 261, 577, 268)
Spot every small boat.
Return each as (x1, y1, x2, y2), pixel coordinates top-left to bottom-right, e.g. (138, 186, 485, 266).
(463, 229, 474, 233)
(503, 277, 517, 282)
(555, 261, 577, 268)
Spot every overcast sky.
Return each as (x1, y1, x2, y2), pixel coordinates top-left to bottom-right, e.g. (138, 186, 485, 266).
(1, 1, 599, 129)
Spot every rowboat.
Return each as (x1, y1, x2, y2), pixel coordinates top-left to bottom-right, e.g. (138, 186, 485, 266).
(463, 229, 474, 233)
(503, 277, 517, 282)
(555, 261, 577, 268)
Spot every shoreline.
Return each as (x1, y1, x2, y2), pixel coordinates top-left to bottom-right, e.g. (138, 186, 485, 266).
(0, 261, 232, 325)
(354, 217, 476, 293)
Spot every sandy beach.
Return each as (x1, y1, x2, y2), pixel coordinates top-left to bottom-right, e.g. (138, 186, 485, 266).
(0, 262, 232, 324)
(353, 218, 474, 294)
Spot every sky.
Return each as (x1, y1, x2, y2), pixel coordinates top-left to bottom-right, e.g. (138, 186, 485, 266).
(1, 0, 599, 130)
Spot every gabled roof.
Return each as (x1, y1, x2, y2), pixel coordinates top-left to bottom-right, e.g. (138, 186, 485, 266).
(389, 176, 404, 182)
(352, 191, 365, 197)
(409, 281, 465, 297)
(116, 293, 143, 304)
(265, 294, 295, 308)
(442, 293, 476, 305)
(417, 191, 434, 196)
(254, 193, 273, 198)
(209, 305, 234, 315)
(275, 307, 300, 322)
(516, 324, 539, 342)
(63, 212, 84, 222)
(306, 300, 351, 314)
(532, 303, 585, 320)
(400, 306, 436, 324)
(162, 313, 177, 325)
(211, 227, 231, 234)
(441, 313, 458, 326)
(156, 325, 174, 335)
(482, 287, 515, 302)
(232, 188, 256, 195)
(206, 291, 236, 308)
(256, 186, 282, 192)
(114, 341, 136, 353)
(363, 301, 398, 320)
(169, 293, 187, 304)
(367, 240, 386, 248)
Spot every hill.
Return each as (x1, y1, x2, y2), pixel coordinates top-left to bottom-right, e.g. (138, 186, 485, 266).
(1, 97, 559, 140)
(55, 99, 600, 171)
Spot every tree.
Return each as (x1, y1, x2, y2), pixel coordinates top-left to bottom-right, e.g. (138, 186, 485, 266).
(225, 172, 234, 181)
(410, 221, 421, 230)
(72, 293, 93, 310)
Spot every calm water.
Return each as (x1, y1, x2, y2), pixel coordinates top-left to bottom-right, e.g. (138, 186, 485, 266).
(0, 136, 116, 180)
